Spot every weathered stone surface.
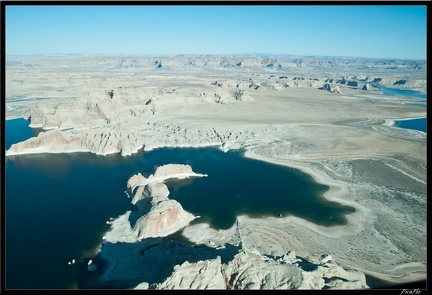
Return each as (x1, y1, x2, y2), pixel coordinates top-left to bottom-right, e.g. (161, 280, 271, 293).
(127, 173, 146, 195)
(6, 129, 84, 155)
(128, 164, 207, 188)
(153, 164, 194, 178)
(222, 249, 304, 289)
(122, 165, 206, 239)
(155, 257, 226, 289)
(146, 248, 368, 290)
(362, 82, 372, 90)
(6, 126, 146, 156)
(132, 198, 196, 239)
(320, 83, 342, 93)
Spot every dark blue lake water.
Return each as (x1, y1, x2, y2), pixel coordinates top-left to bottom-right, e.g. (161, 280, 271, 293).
(380, 87, 427, 100)
(4, 118, 357, 289)
(371, 87, 427, 132)
(5, 118, 43, 149)
(8, 117, 422, 289)
(394, 117, 426, 133)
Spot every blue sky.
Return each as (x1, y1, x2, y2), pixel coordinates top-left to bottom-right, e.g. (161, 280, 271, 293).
(5, 5, 427, 59)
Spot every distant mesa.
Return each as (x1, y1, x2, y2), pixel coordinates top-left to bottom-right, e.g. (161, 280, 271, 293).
(117, 58, 139, 68)
(362, 82, 380, 91)
(362, 83, 372, 90)
(319, 83, 341, 94)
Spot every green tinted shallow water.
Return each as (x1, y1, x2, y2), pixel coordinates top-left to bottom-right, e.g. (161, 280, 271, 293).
(5, 118, 355, 289)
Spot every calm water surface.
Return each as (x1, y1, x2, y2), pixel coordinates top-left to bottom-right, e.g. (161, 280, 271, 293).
(5, 118, 42, 149)
(380, 87, 427, 99)
(3, 118, 354, 289)
(394, 117, 426, 133)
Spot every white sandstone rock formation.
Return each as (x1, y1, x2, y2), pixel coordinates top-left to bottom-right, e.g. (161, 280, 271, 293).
(132, 248, 368, 290)
(320, 83, 342, 93)
(123, 164, 206, 239)
(132, 196, 196, 239)
(362, 82, 372, 90)
(6, 129, 86, 156)
(154, 257, 226, 289)
(89, 164, 370, 290)
(181, 222, 241, 248)
(127, 164, 207, 203)
(300, 254, 368, 289)
(126, 173, 147, 197)
(6, 125, 146, 157)
(222, 249, 304, 289)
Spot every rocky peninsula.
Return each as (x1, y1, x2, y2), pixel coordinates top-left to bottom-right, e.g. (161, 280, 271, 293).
(84, 163, 368, 289)
(5, 55, 426, 289)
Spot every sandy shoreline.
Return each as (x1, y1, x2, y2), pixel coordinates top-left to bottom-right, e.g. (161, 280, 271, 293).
(240, 149, 426, 284)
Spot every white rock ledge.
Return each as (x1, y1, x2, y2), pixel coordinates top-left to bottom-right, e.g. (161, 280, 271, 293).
(108, 164, 207, 241)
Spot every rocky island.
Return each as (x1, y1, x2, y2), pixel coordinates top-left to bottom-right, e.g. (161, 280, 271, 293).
(5, 55, 426, 289)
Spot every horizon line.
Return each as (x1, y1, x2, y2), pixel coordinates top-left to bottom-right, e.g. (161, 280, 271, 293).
(5, 53, 427, 62)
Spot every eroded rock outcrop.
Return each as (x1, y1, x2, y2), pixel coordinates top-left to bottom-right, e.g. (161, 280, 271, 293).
(86, 163, 369, 290)
(125, 164, 207, 239)
(132, 196, 196, 239)
(132, 248, 368, 290)
(320, 83, 342, 93)
(127, 164, 207, 201)
(154, 257, 226, 289)
(222, 249, 304, 289)
(362, 82, 372, 90)
(6, 127, 146, 156)
(6, 129, 85, 155)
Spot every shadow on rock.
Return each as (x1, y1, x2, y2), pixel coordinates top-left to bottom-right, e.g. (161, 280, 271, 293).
(76, 236, 241, 289)
(127, 198, 152, 228)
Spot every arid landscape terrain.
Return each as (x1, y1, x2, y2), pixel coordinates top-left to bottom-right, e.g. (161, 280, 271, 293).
(5, 55, 426, 289)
